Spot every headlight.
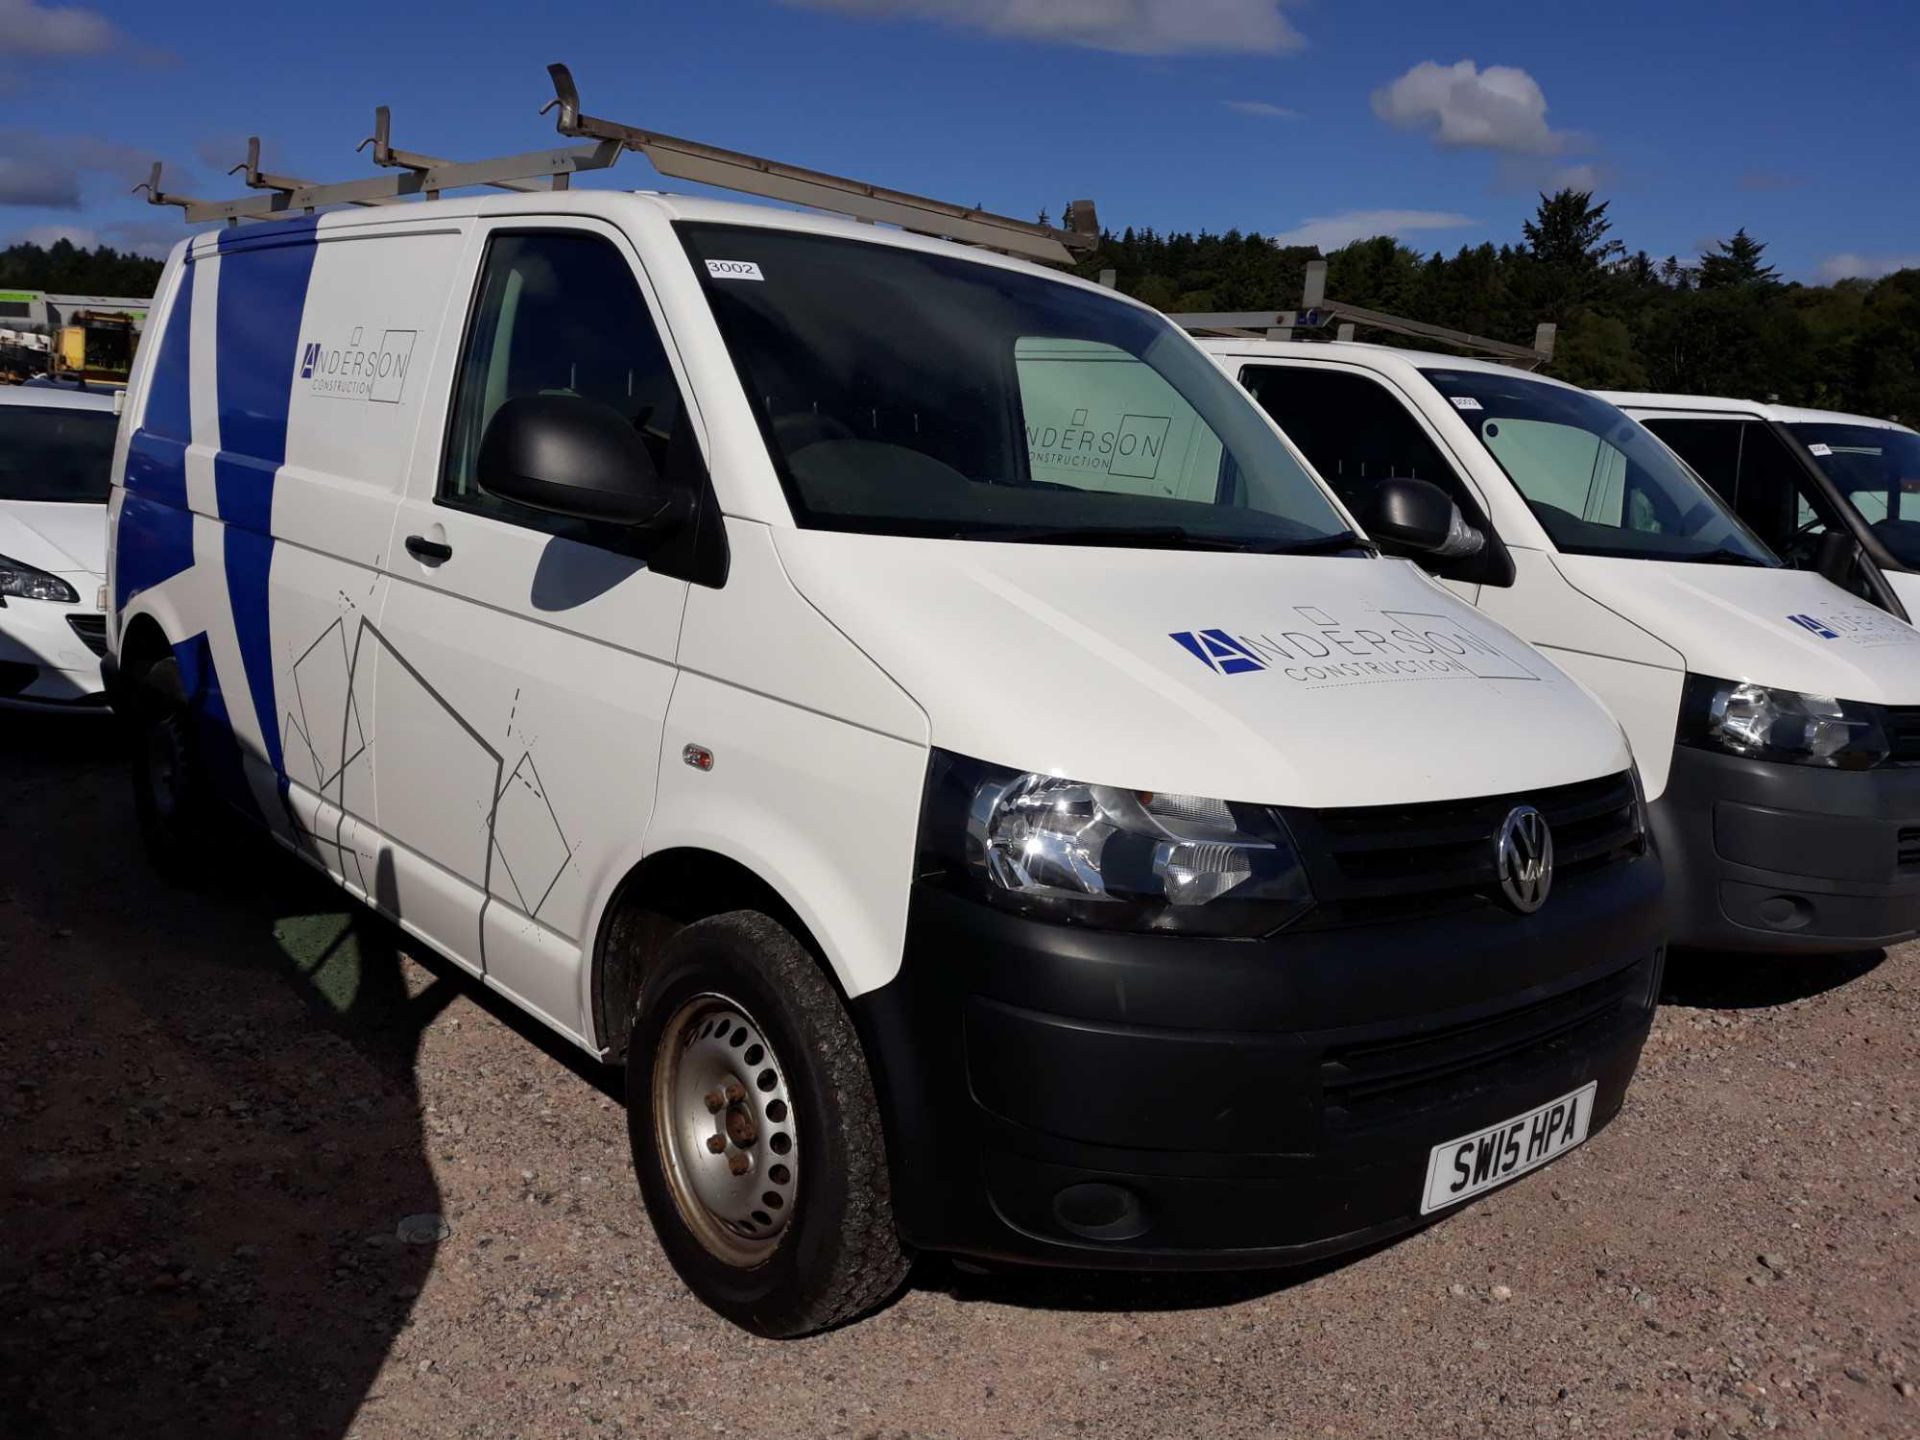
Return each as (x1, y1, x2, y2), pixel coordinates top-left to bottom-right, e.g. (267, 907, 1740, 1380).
(919, 750, 1314, 936)
(0, 553, 80, 606)
(1678, 674, 1889, 770)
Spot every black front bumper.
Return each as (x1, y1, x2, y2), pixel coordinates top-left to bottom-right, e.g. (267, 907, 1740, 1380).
(1649, 745, 1920, 953)
(852, 853, 1664, 1269)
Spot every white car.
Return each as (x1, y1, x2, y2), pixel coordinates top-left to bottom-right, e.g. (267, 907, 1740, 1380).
(109, 189, 1662, 1335)
(1203, 340, 1920, 954)
(1599, 393, 1920, 617)
(0, 385, 117, 709)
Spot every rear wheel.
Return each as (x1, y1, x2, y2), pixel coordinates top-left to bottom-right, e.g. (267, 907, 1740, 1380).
(128, 656, 218, 880)
(626, 911, 911, 1336)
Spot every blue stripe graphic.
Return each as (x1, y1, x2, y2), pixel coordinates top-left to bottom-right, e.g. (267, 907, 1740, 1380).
(115, 257, 198, 609)
(211, 216, 320, 782)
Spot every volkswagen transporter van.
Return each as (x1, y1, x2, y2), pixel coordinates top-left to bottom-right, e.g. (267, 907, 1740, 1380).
(1204, 338, 1920, 956)
(107, 185, 1664, 1335)
(1603, 393, 1920, 618)
(0, 385, 116, 709)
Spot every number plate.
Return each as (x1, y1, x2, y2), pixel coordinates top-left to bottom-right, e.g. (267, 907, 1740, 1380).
(1420, 1081, 1596, 1215)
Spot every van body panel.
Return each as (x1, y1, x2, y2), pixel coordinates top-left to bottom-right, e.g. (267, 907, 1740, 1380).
(651, 667, 929, 998)
(1550, 553, 1920, 704)
(774, 529, 1632, 809)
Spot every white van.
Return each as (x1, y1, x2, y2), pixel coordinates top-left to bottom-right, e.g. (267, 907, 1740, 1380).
(1200, 340, 1920, 955)
(107, 191, 1664, 1335)
(1600, 393, 1920, 617)
(0, 385, 116, 708)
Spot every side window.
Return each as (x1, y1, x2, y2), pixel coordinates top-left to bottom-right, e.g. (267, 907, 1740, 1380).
(1642, 418, 1740, 503)
(1013, 337, 1226, 502)
(1645, 417, 1825, 553)
(442, 231, 684, 543)
(1238, 365, 1481, 521)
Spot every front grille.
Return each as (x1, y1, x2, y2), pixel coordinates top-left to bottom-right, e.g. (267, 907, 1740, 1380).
(1899, 828, 1920, 873)
(65, 613, 108, 657)
(1285, 771, 1642, 928)
(1319, 956, 1653, 1128)
(1886, 708, 1920, 766)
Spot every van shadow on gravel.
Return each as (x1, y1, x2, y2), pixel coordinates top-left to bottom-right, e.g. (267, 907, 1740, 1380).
(0, 713, 445, 1440)
(1660, 945, 1886, 1009)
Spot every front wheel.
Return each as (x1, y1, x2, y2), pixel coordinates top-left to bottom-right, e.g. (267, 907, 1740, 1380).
(128, 655, 219, 880)
(626, 911, 912, 1337)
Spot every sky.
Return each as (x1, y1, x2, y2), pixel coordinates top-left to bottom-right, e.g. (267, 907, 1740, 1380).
(2, 0, 1916, 284)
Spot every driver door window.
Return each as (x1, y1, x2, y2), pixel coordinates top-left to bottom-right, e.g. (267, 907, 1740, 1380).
(442, 230, 686, 547)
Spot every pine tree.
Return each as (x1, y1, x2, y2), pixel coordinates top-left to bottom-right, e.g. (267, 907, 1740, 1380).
(1697, 229, 1779, 289)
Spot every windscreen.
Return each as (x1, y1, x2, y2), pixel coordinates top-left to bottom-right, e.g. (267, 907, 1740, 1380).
(0, 404, 117, 502)
(678, 223, 1351, 550)
(1788, 422, 1920, 568)
(1422, 369, 1776, 565)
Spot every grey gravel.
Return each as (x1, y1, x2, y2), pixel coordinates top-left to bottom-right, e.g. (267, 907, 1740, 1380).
(1, 716, 1916, 1439)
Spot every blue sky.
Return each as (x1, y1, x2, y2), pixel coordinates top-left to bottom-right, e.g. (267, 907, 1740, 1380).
(3, 0, 1916, 283)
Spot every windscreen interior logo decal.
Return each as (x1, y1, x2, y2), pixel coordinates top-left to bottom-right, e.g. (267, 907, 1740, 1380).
(298, 325, 419, 403)
(1171, 607, 1543, 687)
(1784, 609, 1918, 647)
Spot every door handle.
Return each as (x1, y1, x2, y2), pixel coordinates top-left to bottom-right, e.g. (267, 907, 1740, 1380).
(405, 534, 453, 564)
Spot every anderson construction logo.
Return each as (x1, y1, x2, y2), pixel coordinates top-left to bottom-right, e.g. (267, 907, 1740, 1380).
(298, 326, 418, 403)
(1784, 609, 1920, 648)
(1171, 606, 1543, 690)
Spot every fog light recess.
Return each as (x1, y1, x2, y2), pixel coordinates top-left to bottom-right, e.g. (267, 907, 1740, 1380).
(1051, 1182, 1149, 1242)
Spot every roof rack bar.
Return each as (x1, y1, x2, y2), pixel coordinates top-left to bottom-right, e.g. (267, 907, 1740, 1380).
(232, 135, 401, 208)
(359, 105, 552, 194)
(1172, 260, 1556, 369)
(137, 61, 1097, 265)
(542, 63, 1097, 266)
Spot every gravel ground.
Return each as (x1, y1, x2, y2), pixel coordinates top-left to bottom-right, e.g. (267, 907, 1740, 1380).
(2, 711, 1916, 1440)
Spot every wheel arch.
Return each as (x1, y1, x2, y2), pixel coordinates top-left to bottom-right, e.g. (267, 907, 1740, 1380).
(587, 846, 839, 1061)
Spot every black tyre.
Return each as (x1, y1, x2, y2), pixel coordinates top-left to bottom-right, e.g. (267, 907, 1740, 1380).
(128, 655, 220, 880)
(626, 910, 912, 1336)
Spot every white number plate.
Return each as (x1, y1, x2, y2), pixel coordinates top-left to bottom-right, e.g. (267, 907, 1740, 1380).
(1420, 1081, 1596, 1215)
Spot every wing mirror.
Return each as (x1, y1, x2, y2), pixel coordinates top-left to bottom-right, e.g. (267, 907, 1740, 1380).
(477, 394, 690, 534)
(1812, 529, 1861, 590)
(1368, 477, 1486, 561)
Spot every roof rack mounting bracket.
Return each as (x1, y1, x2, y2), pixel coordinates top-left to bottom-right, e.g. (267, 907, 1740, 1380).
(1172, 260, 1556, 369)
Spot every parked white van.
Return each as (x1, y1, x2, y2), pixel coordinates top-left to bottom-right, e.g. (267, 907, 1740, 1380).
(107, 190, 1664, 1335)
(0, 385, 116, 708)
(1600, 394, 1920, 618)
(1201, 340, 1920, 955)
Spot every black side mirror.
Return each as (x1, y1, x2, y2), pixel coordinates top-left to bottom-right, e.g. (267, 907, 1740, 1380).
(477, 394, 689, 533)
(1368, 476, 1486, 560)
(1812, 529, 1861, 589)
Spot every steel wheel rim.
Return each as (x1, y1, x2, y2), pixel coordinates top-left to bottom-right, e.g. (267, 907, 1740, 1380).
(651, 993, 798, 1267)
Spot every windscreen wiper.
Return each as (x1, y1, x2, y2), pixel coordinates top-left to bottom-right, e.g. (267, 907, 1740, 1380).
(1680, 547, 1772, 567)
(1246, 529, 1376, 556)
(960, 525, 1268, 551)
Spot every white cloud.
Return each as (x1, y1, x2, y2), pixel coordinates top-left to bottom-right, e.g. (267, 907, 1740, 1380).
(780, 0, 1305, 55)
(0, 130, 157, 207)
(15, 221, 98, 247)
(1271, 208, 1477, 251)
(0, 0, 120, 57)
(1819, 253, 1920, 283)
(1372, 59, 1571, 156)
(1223, 99, 1299, 118)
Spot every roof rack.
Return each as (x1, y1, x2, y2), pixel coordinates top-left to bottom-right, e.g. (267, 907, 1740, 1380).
(135, 62, 1099, 266)
(1170, 260, 1556, 370)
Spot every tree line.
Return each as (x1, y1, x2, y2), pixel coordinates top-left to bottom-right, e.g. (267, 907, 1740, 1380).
(7, 195, 1917, 421)
(1065, 190, 1916, 422)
